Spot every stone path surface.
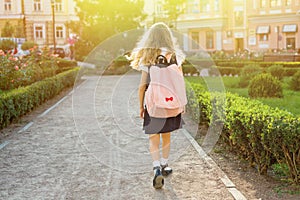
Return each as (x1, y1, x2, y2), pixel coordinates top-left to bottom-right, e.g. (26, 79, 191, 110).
(0, 75, 246, 199)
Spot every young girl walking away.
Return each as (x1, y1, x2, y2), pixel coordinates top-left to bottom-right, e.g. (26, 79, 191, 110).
(129, 22, 186, 189)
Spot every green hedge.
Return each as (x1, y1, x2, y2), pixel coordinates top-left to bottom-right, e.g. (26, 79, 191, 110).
(56, 59, 78, 74)
(214, 60, 300, 68)
(0, 67, 79, 129)
(183, 60, 300, 77)
(213, 61, 300, 76)
(186, 82, 300, 184)
(57, 59, 77, 68)
(182, 65, 199, 75)
(217, 67, 240, 76)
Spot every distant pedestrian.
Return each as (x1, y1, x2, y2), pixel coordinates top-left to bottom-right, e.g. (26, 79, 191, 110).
(129, 22, 186, 189)
(12, 47, 18, 55)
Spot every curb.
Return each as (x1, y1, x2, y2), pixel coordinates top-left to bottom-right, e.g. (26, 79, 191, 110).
(183, 129, 248, 200)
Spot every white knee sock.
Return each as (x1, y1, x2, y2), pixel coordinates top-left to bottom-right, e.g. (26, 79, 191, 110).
(160, 157, 168, 166)
(153, 160, 160, 168)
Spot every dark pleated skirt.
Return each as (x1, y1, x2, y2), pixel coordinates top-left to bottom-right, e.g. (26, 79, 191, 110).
(143, 108, 184, 134)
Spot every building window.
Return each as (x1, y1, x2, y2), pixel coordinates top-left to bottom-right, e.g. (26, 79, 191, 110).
(270, 0, 281, 7)
(286, 37, 295, 49)
(282, 24, 297, 33)
(4, 0, 12, 11)
(187, 0, 199, 13)
(200, 0, 210, 12)
(256, 25, 270, 34)
(259, 34, 269, 41)
(35, 26, 43, 39)
(285, 0, 291, 6)
(55, 0, 63, 12)
(214, 0, 220, 11)
(234, 11, 243, 26)
(260, 0, 266, 8)
(56, 26, 64, 38)
(34, 0, 41, 11)
(206, 31, 214, 49)
(191, 32, 199, 49)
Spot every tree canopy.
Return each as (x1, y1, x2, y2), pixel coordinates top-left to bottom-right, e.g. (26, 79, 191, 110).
(162, 0, 185, 28)
(1, 21, 14, 37)
(70, 0, 145, 60)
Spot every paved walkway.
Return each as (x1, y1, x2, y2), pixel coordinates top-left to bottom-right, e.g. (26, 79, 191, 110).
(0, 75, 246, 200)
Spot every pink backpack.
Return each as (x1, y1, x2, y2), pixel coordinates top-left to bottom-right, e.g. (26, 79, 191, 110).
(145, 55, 187, 118)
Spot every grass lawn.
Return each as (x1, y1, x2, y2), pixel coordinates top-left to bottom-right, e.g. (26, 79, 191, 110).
(185, 76, 300, 117)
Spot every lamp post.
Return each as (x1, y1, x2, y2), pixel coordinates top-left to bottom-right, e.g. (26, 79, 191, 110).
(21, 0, 26, 39)
(51, 0, 56, 50)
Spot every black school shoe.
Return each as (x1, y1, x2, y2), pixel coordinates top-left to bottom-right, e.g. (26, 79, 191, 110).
(161, 164, 173, 176)
(153, 166, 164, 189)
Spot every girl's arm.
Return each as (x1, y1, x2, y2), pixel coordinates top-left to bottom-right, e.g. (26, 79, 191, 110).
(178, 66, 183, 73)
(138, 71, 148, 118)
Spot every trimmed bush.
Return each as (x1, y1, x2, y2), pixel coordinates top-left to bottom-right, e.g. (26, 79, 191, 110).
(268, 64, 284, 80)
(109, 55, 129, 69)
(0, 48, 76, 91)
(0, 39, 16, 52)
(239, 64, 262, 87)
(186, 82, 300, 184)
(213, 60, 300, 69)
(57, 59, 77, 68)
(284, 68, 299, 76)
(290, 71, 300, 91)
(241, 63, 262, 76)
(217, 67, 239, 76)
(185, 82, 210, 123)
(182, 64, 199, 76)
(21, 41, 37, 50)
(214, 60, 254, 68)
(56, 59, 78, 73)
(0, 67, 79, 129)
(248, 73, 283, 98)
(209, 65, 220, 76)
(211, 60, 300, 78)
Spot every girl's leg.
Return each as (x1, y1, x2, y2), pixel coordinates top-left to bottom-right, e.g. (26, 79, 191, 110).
(161, 132, 172, 176)
(161, 132, 171, 164)
(149, 134, 161, 167)
(149, 133, 165, 189)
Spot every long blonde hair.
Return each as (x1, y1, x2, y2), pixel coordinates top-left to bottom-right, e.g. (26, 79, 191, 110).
(129, 22, 185, 70)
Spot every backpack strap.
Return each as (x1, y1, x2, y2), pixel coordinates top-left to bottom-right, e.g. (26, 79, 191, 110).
(146, 53, 177, 88)
(156, 55, 168, 65)
(170, 54, 178, 65)
(146, 66, 150, 90)
(155, 54, 177, 68)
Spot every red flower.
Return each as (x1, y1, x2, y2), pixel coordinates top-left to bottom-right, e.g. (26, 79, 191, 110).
(15, 66, 19, 70)
(9, 56, 16, 61)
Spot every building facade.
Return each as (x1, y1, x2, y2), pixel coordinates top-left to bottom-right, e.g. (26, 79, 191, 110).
(0, 0, 78, 47)
(247, 0, 300, 52)
(147, 0, 300, 53)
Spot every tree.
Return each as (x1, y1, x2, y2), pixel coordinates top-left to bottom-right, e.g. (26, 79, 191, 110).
(69, 0, 146, 60)
(1, 21, 14, 37)
(163, 0, 185, 29)
(0, 39, 17, 52)
(14, 20, 25, 38)
(21, 41, 37, 50)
